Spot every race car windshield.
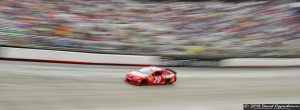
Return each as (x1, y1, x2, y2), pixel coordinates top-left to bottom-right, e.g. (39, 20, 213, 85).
(138, 68, 153, 75)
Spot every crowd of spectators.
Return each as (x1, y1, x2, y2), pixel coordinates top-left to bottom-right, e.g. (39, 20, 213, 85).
(0, 0, 300, 57)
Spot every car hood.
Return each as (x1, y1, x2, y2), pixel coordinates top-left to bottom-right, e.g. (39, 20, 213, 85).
(129, 71, 148, 77)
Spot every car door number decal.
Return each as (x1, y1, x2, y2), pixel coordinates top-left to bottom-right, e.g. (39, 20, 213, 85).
(153, 77, 161, 83)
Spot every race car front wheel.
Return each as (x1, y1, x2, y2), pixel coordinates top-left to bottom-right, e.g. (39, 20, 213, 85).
(140, 79, 147, 86)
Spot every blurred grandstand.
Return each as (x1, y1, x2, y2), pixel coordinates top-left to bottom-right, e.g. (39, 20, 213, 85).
(0, 0, 300, 58)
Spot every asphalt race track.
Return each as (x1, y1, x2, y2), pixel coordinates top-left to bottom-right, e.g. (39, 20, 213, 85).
(0, 61, 300, 110)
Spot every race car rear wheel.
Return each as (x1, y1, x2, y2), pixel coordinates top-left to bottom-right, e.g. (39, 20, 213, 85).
(140, 79, 147, 86)
(165, 79, 171, 85)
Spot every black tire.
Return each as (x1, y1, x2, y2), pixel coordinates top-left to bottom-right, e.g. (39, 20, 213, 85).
(140, 79, 147, 86)
(165, 79, 171, 85)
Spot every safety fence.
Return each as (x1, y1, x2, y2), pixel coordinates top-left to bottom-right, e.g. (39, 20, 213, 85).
(1, 46, 300, 67)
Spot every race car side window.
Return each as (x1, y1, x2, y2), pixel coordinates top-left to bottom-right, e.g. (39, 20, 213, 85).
(153, 71, 162, 76)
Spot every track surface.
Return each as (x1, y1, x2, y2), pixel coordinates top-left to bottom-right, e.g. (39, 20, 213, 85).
(0, 61, 300, 110)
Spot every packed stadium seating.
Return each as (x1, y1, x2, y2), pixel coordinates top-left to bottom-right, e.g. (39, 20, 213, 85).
(0, 0, 299, 57)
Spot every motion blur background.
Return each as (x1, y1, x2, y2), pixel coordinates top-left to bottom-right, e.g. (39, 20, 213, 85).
(0, 0, 300, 58)
(1, 0, 300, 110)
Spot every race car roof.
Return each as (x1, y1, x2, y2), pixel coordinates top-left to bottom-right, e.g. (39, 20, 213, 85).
(138, 66, 162, 75)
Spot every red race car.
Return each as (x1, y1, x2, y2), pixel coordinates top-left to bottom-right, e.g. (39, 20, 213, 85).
(125, 66, 177, 86)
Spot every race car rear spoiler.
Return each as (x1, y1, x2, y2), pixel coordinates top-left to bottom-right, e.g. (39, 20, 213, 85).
(165, 68, 176, 74)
